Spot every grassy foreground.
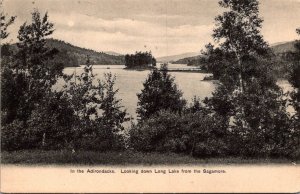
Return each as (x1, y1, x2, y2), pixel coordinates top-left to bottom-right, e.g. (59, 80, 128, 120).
(1, 150, 297, 165)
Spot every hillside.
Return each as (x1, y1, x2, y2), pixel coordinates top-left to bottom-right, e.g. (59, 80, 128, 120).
(45, 39, 125, 66)
(172, 55, 201, 65)
(171, 41, 297, 65)
(271, 41, 297, 55)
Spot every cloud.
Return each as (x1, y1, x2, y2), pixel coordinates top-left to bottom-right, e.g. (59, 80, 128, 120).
(3, 0, 300, 57)
(50, 12, 214, 57)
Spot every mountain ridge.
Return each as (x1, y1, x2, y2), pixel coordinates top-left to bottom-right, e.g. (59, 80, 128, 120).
(157, 52, 200, 63)
(170, 40, 297, 64)
(44, 39, 125, 66)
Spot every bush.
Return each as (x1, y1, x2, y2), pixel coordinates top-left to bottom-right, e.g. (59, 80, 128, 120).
(129, 110, 229, 157)
(1, 120, 26, 151)
(228, 78, 295, 158)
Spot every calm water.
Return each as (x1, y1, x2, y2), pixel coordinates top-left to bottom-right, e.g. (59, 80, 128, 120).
(59, 64, 294, 120)
(62, 64, 216, 120)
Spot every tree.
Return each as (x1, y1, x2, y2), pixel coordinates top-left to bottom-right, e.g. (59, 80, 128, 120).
(2, 10, 63, 124)
(286, 28, 300, 158)
(125, 51, 156, 68)
(97, 73, 129, 133)
(63, 57, 128, 150)
(202, 0, 294, 157)
(212, 0, 270, 92)
(1, 2, 16, 124)
(1, 10, 70, 150)
(137, 65, 186, 121)
(288, 28, 300, 117)
(0, 0, 16, 40)
(203, 0, 272, 124)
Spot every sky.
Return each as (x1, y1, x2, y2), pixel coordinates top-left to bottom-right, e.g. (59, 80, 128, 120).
(2, 0, 300, 57)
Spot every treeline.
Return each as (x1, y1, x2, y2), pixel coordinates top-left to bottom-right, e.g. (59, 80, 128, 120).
(174, 43, 298, 78)
(125, 51, 156, 68)
(5, 38, 125, 67)
(201, 43, 300, 80)
(45, 39, 125, 65)
(1, 1, 300, 160)
(172, 55, 203, 67)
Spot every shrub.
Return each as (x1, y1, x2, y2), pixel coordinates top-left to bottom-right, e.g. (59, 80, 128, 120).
(1, 120, 26, 151)
(129, 110, 228, 157)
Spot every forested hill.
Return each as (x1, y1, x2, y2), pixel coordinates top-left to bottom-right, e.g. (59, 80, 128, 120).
(172, 40, 297, 65)
(157, 52, 199, 63)
(45, 39, 125, 66)
(271, 41, 297, 55)
(172, 55, 201, 65)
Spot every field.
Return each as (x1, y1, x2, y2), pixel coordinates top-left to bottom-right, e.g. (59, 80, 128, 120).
(1, 150, 297, 166)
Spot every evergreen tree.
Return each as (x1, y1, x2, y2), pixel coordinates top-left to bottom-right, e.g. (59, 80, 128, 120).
(137, 65, 186, 121)
(125, 51, 156, 68)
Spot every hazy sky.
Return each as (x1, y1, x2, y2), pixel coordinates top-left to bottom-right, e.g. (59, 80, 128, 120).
(3, 0, 300, 57)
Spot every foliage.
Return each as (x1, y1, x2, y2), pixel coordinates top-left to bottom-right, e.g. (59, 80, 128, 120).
(1, 120, 26, 151)
(213, 0, 269, 57)
(1, 10, 128, 152)
(200, 43, 239, 81)
(1, 10, 62, 125)
(199, 0, 298, 159)
(185, 96, 206, 114)
(287, 28, 300, 118)
(45, 38, 125, 65)
(125, 51, 156, 68)
(285, 28, 300, 158)
(137, 67, 186, 121)
(62, 58, 129, 151)
(172, 55, 204, 68)
(130, 110, 228, 157)
(50, 48, 79, 67)
(25, 92, 75, 150)
(0, 1, 16, 40)
(204, 0, 270, 86)
(230, 76, 294, 157)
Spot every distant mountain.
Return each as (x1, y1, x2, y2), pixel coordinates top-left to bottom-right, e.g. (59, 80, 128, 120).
(172, 55, 202, 65)
(104, 51, 123, 56)
(171, 41, 298, 65)
(271, 41, 297, 55)
(157, 52, 200, 63)
(45, 39, 125, 66)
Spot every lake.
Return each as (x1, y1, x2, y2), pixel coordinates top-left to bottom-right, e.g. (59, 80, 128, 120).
(60, 64, 294, 121)
(62, 64, 216, 120)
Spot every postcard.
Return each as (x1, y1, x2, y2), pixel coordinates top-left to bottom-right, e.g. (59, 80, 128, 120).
(1, 0, 299, 192)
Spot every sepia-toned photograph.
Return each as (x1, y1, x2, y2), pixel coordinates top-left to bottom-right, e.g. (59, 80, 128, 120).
(1, 0, 300, 192)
